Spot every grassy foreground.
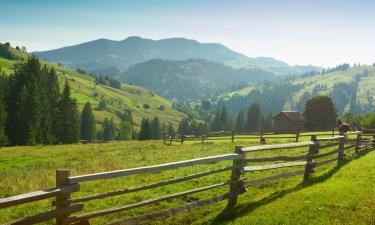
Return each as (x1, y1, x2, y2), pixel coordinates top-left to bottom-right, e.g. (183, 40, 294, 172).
(0, 135, 374, 225)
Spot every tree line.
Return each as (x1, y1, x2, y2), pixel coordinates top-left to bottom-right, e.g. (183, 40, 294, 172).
(0, 57, 80, 146)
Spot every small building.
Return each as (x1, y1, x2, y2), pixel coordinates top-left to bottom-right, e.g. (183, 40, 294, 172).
(272, 111, 305, 134)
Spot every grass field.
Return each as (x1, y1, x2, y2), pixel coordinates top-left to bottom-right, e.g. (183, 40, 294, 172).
(1, 132, 374, 225)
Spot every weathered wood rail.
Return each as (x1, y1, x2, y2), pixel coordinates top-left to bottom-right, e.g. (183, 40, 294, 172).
(1, 131, 374, 225)
(164, 129, 347, 145)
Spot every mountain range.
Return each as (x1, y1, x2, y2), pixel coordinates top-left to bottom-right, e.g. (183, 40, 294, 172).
(34, 36, 320, 76)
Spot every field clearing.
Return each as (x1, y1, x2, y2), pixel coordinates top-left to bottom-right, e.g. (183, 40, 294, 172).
(1, 132, 373, 225)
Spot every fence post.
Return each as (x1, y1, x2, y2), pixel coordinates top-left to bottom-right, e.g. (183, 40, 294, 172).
(295, 132, 300, 142)
(181, 134, 184, 144)
(303, 135, 318, 182)
(56, 169, 71, 225)
(332, 129, 335, 137)
(163, 132, 166, 144)
(337, 135, 346, 165)
(231, 131, 235, 143)
(259, 133, 263, 144)
(201, 134, 204, 144)
(355, 132, 361, 153)
(227, 146, 246, 207)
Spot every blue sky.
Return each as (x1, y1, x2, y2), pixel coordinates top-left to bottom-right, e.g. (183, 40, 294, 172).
(1, 0, 374, 67)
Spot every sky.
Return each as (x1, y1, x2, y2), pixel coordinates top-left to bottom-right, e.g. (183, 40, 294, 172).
(1, 0, 374, 67)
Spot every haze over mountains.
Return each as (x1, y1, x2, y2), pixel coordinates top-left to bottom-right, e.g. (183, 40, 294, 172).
(34, 36, 320, 76)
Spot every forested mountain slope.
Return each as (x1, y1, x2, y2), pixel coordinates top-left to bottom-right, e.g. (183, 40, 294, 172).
(0, 45, 186, 129)
(34, 36, 320, 76)
(213, 65, 375, 117)
(121, 59, 277, 101)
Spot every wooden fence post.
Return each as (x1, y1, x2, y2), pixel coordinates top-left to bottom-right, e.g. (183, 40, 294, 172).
(227, 146, 245, 207)
(181, 134, 184, 145)
(295, 132, 300, 142)
(355, 132, 361, 153)
(163, 133, 166, 144)
(201, 134, 204, 144)
(332, 129, 335, 137)
(337, 135, 346, 165)
(56, 169, 71, 225)
(259, 133, 263, 144)
(231, 131, 235, 143)
(303, 135, 318, 182)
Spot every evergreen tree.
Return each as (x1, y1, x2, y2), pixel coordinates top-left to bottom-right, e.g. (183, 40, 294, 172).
(304, 96, 338, 131)
(151, 116, 161, 139)
(80, 102, 96, 140)
(0, 76, 8, 146)
(210, 109, 222, 131)
(117, 120, 132, 140)
(103, 117, 117, 141)
(245, 103, 261, 133)
(138, 118, 151, 140)
(220, 106, 232, 130)
(235, 110, 245, 132)
(167, 122, 175, 136)
(178, 118, 191, 134)
(56, 83, 80, 143)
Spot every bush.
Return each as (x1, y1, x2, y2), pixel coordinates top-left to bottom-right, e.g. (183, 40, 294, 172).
(143, 104, 150, 109)
(361, 113, 375, 129)
(158, 105, 165, 111)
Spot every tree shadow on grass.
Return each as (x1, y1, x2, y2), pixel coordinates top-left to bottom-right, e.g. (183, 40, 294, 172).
(212, 148, 373, 224)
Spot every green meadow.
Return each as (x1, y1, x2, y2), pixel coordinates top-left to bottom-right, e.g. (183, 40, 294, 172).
(1, 132, 374, 225)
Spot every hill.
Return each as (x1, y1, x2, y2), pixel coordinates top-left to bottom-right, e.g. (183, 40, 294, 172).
(121, 59, 277, 101)
(213, 65, 375, 117)
(0, 44, 186, 129)
(34, 36, 320, 76)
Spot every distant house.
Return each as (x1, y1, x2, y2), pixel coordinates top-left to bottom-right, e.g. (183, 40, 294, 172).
(273, 111, 305, 134)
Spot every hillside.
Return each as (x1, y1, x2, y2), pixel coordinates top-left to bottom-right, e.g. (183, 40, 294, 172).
(213, 65, 375, 117)
(34, 36, 319, 77)
(0, 46, 186, 129)
(121, 59, 277, 101)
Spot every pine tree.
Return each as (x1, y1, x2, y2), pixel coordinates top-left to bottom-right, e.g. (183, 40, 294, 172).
(220, 106, 232, 130)
(56, 83, 80, 143)
(235, 110, 245, 132)
(80, 102, 96, 140)
(151, 116, 161, 139)
(245, 103, 261, 133)
(178, 118, 191, 134)
(304, 96, 337, 131)
(103, 117, 117, 141)
(210, 109, 222, 131)
(138, 118, 151, 140)
(0, 76, 8, 146)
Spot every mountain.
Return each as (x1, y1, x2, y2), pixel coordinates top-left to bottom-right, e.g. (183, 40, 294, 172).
(212, 65, 375, 117)
(34, 36, 320, 76)
(34, 36, 246, 74)
(0, 44, 186, 129)
(225, 57, 322, 76)
(120, 59, 277, 101)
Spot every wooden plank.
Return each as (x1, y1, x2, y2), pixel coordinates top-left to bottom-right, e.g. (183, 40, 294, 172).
(313, 149, 340, 159)
(6, 204, 83, 225)
(70, 166, 233, 203)
(241, 141, 316, 152)
(315, 158, 337, 167)
(0, 184, 79, 209)
(243, 161, 311, 172)
(107, 192, 234, 225)
(244, 169, 310, 187)
(262, 136, 296, 139)
(319, 142, 339, 149)
(69, 154, 242, 184)
(63, 181, 236, 223)
(246, 154, 310, 163)
(343, 144, 356, 151)
(317, 136, 344, 141)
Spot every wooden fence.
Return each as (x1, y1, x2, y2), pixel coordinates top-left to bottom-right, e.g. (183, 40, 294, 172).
(1, 131, 375, 225)
(164, 130, 340, 144)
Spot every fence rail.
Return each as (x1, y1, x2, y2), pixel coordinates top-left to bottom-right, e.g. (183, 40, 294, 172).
(1, 131, 374, 225)
(164, 130, 360, 145)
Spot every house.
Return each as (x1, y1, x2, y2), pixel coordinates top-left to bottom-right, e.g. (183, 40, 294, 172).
(272, 111, 305, 134)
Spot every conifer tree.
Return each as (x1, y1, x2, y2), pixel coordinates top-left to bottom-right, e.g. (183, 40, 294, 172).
(178, 118, 191, 134)
(56, 83, 80, 143)
(235, 110, 245, 132)
(151, 116, 161, 139)
(245, 103, 261, 133)
(138, 118, 151, 140)
(0, 76, 8, 146)
(103, 117, 117, 141)
(80, 102, 96, 140)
